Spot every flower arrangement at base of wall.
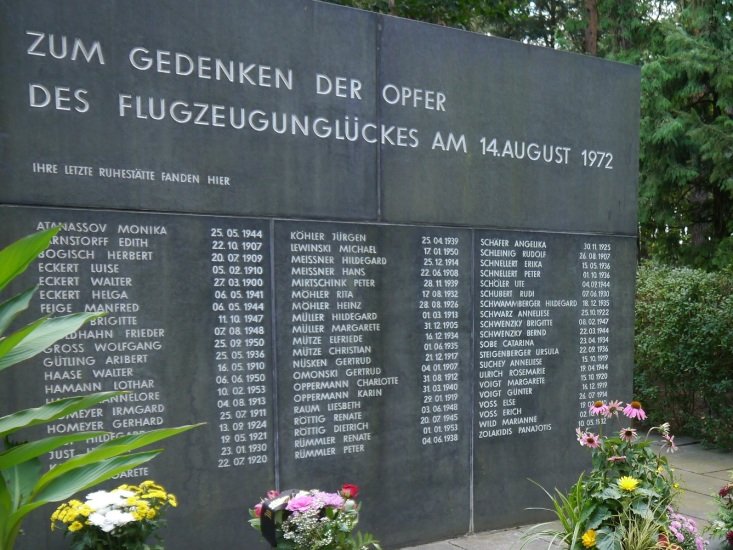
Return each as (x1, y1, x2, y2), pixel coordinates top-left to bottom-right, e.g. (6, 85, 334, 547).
(523, 399, 708, 550)
(248, 484, 381, 549)
(51, 480, 177, 550)
(709, 474, 733, 548)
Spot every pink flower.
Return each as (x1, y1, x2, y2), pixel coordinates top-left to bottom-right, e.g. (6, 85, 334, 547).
(581, 432, 601, 449)
(254, 503, 263, 517)
(314, 491, 344, 508)
(575, 428, 585, 445)
(719, 484, 732, 497)
(286, 494, 316, 514)
(606, 400, 624, 416)
(589, 401, 608, 416)
(623, 401, 647, 421)
(266, 490, 280, 500)
(662, 434, 678, 453)
(619, 427, 638, 442)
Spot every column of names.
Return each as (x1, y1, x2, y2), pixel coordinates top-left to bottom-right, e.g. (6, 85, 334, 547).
(283, 225, 398, 460)
(37, 220, 168, 476)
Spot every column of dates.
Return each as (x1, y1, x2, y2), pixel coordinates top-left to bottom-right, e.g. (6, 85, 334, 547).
(210, 226, 270, 468)
(418, 235, 462, 446)
(577, 241, 612, 429)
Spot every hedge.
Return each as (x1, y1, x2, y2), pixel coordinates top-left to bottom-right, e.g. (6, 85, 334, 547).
(635, 263, 733, 449)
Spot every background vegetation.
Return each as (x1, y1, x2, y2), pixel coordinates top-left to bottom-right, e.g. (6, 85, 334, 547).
(327, 0, 733, 446)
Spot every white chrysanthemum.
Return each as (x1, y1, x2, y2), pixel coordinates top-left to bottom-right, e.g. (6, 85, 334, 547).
(89, 509, 135, 532)
(86, 489, 133, 512)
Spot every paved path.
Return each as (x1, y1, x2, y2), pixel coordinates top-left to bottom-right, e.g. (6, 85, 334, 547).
(400, 441, 733, 549)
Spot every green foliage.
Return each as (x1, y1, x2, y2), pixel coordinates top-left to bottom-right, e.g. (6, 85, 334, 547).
(521, 474, 587, 549)
(639, 3, 733, 268)
(0, 228, 201, 549)
(324, 0, 514, 33)
(616, 504, 666, 550)
(524, 404, 677, 550)
(707, 473, 733, 545)
(635, 263, 733, 448)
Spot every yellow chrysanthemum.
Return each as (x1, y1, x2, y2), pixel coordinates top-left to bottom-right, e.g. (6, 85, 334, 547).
(618, 476, 640, 492)
(141, 480, 164, 492)
(146, 508, 157, 520)
(167, 494, 178, 507)
(78, 504, 93, 517)
(68, 521, 84, 532)
(581, 528, 597, 548)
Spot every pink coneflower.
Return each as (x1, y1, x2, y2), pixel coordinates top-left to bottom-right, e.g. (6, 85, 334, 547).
(576, 427, 585, 445)
(607, 455, 626, 463)
(619, 427, 638, 442)
(623, 401, 647, 421)
(606, 400, 624, 416)
(661, 434, 678, 453)
(589, 401, 608, 416)
(581, 431, 601, 449)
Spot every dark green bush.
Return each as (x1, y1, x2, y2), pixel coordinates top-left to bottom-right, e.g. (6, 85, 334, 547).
(635, 263, 733, 449)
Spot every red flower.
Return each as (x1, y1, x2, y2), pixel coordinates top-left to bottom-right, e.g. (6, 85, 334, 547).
(254, 502, 263, 517)
(719, 484, 732, 498)
(340, 483, 359, 499)
(726, 530, 733, 546)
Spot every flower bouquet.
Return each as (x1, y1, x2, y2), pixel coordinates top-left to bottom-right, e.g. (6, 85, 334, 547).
(709, 474, 733, 548)
(248, 484, 381, 549)
(523, 399, 706, 550)
(51, 480, 177, 550)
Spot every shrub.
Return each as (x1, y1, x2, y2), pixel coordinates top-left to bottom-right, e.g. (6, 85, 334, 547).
(635, 263, 733, 449)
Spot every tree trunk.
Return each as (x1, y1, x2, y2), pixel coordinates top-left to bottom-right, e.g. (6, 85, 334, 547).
(585, 0, 599, 55)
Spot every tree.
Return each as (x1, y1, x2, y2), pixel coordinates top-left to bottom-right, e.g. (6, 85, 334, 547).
(639, 2, 733, 268)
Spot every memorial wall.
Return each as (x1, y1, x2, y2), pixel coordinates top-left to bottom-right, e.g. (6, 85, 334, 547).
(0, 0, 640, 547)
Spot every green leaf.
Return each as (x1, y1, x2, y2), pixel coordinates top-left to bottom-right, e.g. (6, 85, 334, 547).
(96, 423, 205, 450)
(599, 486, 622, 500)
(587, 505, 611, 529)
(0, 227, 60, 292)
(0, 432, 107, 469)
(630, 500, 652, 519)
(0, 312, 102, 373)
(0, 392, 122, 437)
(4, 450, 161, 546)
(33, 450, 162, 503)
(37, 424, 203, 488)
(0, 287, 36, 338)
(635, 487, 660, 500)
(596, 528, 622, 550)
(1, 454, 42, 512)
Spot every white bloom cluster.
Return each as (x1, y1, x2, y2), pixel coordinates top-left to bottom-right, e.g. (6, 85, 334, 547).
(85, 489, 136, 532)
